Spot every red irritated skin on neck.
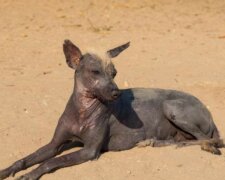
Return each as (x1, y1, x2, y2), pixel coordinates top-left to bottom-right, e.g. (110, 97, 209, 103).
(0, 40, 222, 180)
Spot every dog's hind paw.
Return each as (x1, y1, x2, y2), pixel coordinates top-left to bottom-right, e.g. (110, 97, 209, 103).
(201, 143, 222, 155)
(136, 139, 155, 148)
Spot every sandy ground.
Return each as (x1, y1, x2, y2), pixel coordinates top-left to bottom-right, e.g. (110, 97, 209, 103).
(1, 0, 225, 179)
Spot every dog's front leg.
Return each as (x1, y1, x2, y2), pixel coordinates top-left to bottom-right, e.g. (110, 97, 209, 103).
(0, 119, 71, 180)
(16, 148, 99, 180)
(16, 119, 108, 180)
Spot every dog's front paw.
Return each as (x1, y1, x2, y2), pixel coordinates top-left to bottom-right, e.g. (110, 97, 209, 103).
(16, 174, 37, 180)
(0, 169, 11, 180)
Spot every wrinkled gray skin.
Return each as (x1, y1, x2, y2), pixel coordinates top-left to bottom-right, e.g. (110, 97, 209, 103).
(0, 40, 223, 180)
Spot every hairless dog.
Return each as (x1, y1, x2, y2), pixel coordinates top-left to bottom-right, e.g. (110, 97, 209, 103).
(0, 40, 223, 180)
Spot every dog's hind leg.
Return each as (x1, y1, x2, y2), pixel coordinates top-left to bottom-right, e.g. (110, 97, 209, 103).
(136, 138, 176, 148)
(162, 99, 222, 155)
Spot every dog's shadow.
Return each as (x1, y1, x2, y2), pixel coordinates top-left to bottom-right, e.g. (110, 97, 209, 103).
(109, 89, 144, 129)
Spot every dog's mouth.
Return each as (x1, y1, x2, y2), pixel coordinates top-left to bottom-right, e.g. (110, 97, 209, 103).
(111, 90, 121, 100)
(95, 91, 121, 102)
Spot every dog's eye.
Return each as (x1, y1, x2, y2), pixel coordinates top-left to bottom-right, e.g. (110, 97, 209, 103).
(92, 70, 100, 75)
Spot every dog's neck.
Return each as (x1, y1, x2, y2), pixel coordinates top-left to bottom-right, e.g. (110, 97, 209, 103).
(72, 78, 109, 124)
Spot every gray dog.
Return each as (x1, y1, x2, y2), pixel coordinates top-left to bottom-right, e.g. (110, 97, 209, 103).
(0, 40, 223, 180)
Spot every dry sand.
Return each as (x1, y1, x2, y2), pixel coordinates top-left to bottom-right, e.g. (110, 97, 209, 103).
(0, 0, 225, 179)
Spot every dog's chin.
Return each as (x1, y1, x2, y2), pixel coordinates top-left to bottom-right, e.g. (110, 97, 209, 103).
(97, 94, 120, 102)
(108, 94, 121, 101)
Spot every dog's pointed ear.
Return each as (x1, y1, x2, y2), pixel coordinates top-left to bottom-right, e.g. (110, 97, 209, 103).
(63, 39, 82, 69)
(107, 42, 130, 58)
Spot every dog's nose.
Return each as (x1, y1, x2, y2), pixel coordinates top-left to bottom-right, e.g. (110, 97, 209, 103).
(112, 89, 121, 99)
